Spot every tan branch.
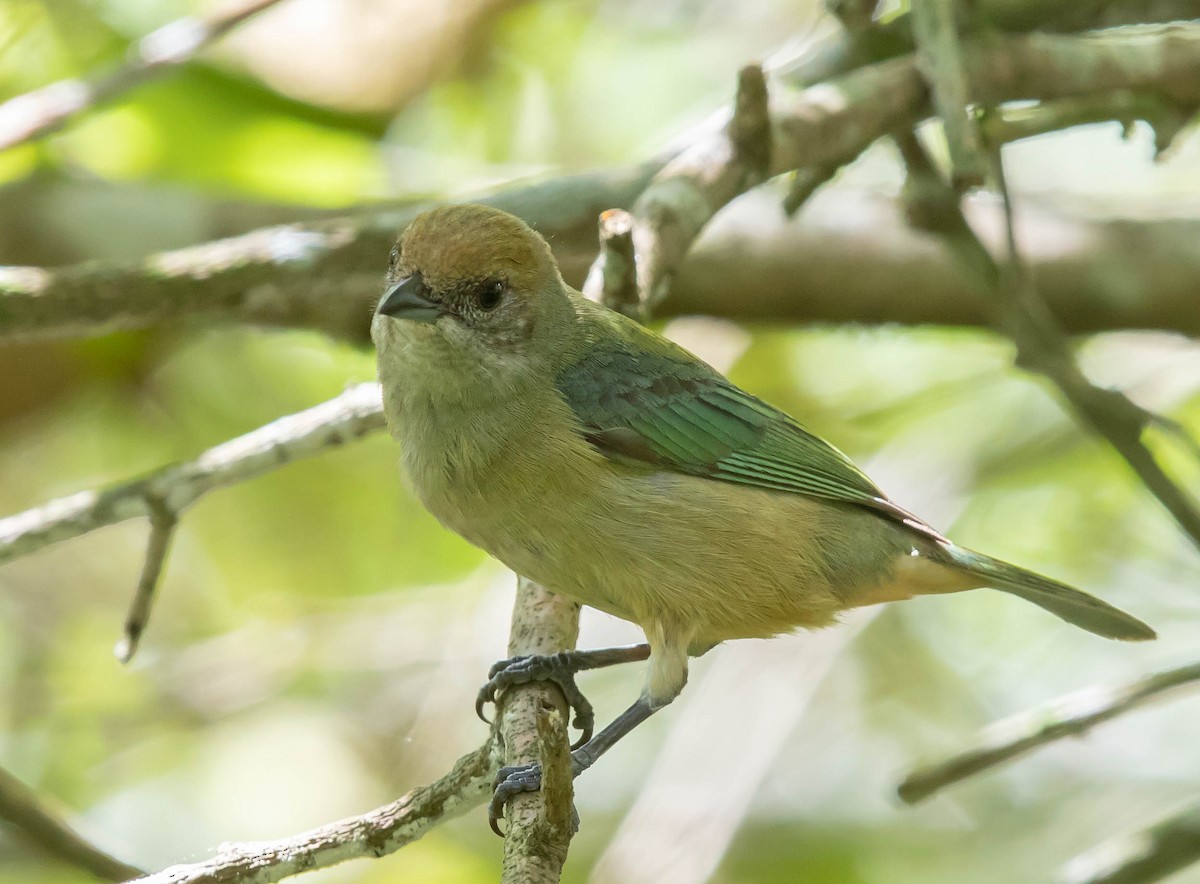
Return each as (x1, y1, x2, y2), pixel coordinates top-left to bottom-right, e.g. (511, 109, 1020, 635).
(0, 765, 143, 882)
(898, 660, 1200, 804)
(497, 578, 581, 882)
(0, 0, 289, 152)
(131, 741, 499, 884)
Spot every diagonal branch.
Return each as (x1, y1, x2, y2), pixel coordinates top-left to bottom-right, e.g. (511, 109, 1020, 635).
(0, 382, 385, 655)
(1062, 800, 1200, 884)
(0, 765, 143, 882)
(0, 383, 384, 568)
(131, 740, 499, 884)
(911, 0, 987, 186)
(898, 660, 1200, 804)
(0, 0, 289, 153)
(895, 131, 1200, 551)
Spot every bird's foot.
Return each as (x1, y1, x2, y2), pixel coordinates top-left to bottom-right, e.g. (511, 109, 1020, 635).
(488, 761, 581, 836)
(476, 652, 595, 747)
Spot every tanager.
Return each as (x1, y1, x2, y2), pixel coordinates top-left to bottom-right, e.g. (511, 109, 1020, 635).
(371, 204, 1154, 831)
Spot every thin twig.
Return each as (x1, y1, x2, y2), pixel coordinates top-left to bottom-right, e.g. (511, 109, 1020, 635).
(780, 0, 1200, 88)
(979, 91, 1194, 156)
(1061, 800, 1200, 884)
(115, 506, 178, 663)
(911, 0, 987, 186)
(0, 765, 143, 882)
(581, 209, 639, 317)
(132, 741, 499, 884)
(898, 661, 1200, 803)
(0, 0, 288, 152)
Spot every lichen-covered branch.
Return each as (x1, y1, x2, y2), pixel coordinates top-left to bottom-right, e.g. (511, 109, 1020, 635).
(898, 660, 1200, 804)
(132, 741, 499, 884)
(0, 0, 288, 152)
(0, 765, 142, 882)
(497, 578, 581, 882)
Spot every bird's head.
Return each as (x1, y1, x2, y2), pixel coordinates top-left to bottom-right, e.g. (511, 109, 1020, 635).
(372, 204, 574, 400)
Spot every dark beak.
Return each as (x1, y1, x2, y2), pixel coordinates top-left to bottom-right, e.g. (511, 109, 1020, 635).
(377, 273, 440, 323)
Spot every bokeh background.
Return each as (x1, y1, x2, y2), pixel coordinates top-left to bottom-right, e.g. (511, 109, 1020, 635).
(2, 1, 1200, 882)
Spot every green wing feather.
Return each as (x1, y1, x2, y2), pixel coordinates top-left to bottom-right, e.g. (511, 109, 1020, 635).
(556, 311, 945, 541)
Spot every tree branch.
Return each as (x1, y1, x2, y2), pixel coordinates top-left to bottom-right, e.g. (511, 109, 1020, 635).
(131, 740, 499, 884)
(0, 383, 383, 567)
(1062, 800, 1200, 884)
(898, 660, 1200, 804)
(7, 24, 1200, 345)
(911, 0, 986, 186)
(0, 0, 289, 153)
(0, 765, 143, 882)
(781, 0, 1200, 88)
(497, 578, 580, 882)
(0, 382, 385, 653)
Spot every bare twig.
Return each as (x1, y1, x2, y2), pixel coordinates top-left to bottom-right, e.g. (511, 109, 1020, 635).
(911, 0, 986, 186)
(132, 741, 499, 884)
(979, 91, 1195, 155)
(497, 578, 581, 882)
(0, 383, 384, 568)
(0, 765, 143, 882)
(1062, 800, 1200, 884)
(581, 209, 639, 316)
(898, 661, 1200, 803)
(619, 62, 776, 313)
(115, 505, 178, 663)
(0, 0, 288, 153)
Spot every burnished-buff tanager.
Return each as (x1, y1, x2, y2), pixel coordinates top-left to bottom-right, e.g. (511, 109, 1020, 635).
(371, 204, 1154, 830)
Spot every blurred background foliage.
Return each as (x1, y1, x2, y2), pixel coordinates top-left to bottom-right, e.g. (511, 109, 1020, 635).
(2, 0, 1200, 882)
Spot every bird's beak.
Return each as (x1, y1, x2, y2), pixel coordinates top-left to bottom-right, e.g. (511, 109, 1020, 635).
(377, 273, 440, 324)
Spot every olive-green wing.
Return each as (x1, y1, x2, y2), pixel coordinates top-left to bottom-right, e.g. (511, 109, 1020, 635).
(556, 335, 945, 541)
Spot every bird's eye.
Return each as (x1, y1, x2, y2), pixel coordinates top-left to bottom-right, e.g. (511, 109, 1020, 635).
(476, 280, 505, 311)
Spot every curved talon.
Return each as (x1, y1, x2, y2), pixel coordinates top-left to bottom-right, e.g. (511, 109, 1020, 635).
(475, 653, 595, 747)
(474, 685, 495, 724)
(489, 763, 543, 836)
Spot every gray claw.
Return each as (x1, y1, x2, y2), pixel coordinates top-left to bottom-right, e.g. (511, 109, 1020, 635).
(489, 763, 542, 836)
(475, 653, 596, 747)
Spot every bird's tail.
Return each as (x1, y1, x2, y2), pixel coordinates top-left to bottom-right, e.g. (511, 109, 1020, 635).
(937, 544, 1155, 642)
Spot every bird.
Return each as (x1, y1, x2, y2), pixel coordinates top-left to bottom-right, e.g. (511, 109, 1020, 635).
(371, 203, 1154, 833)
